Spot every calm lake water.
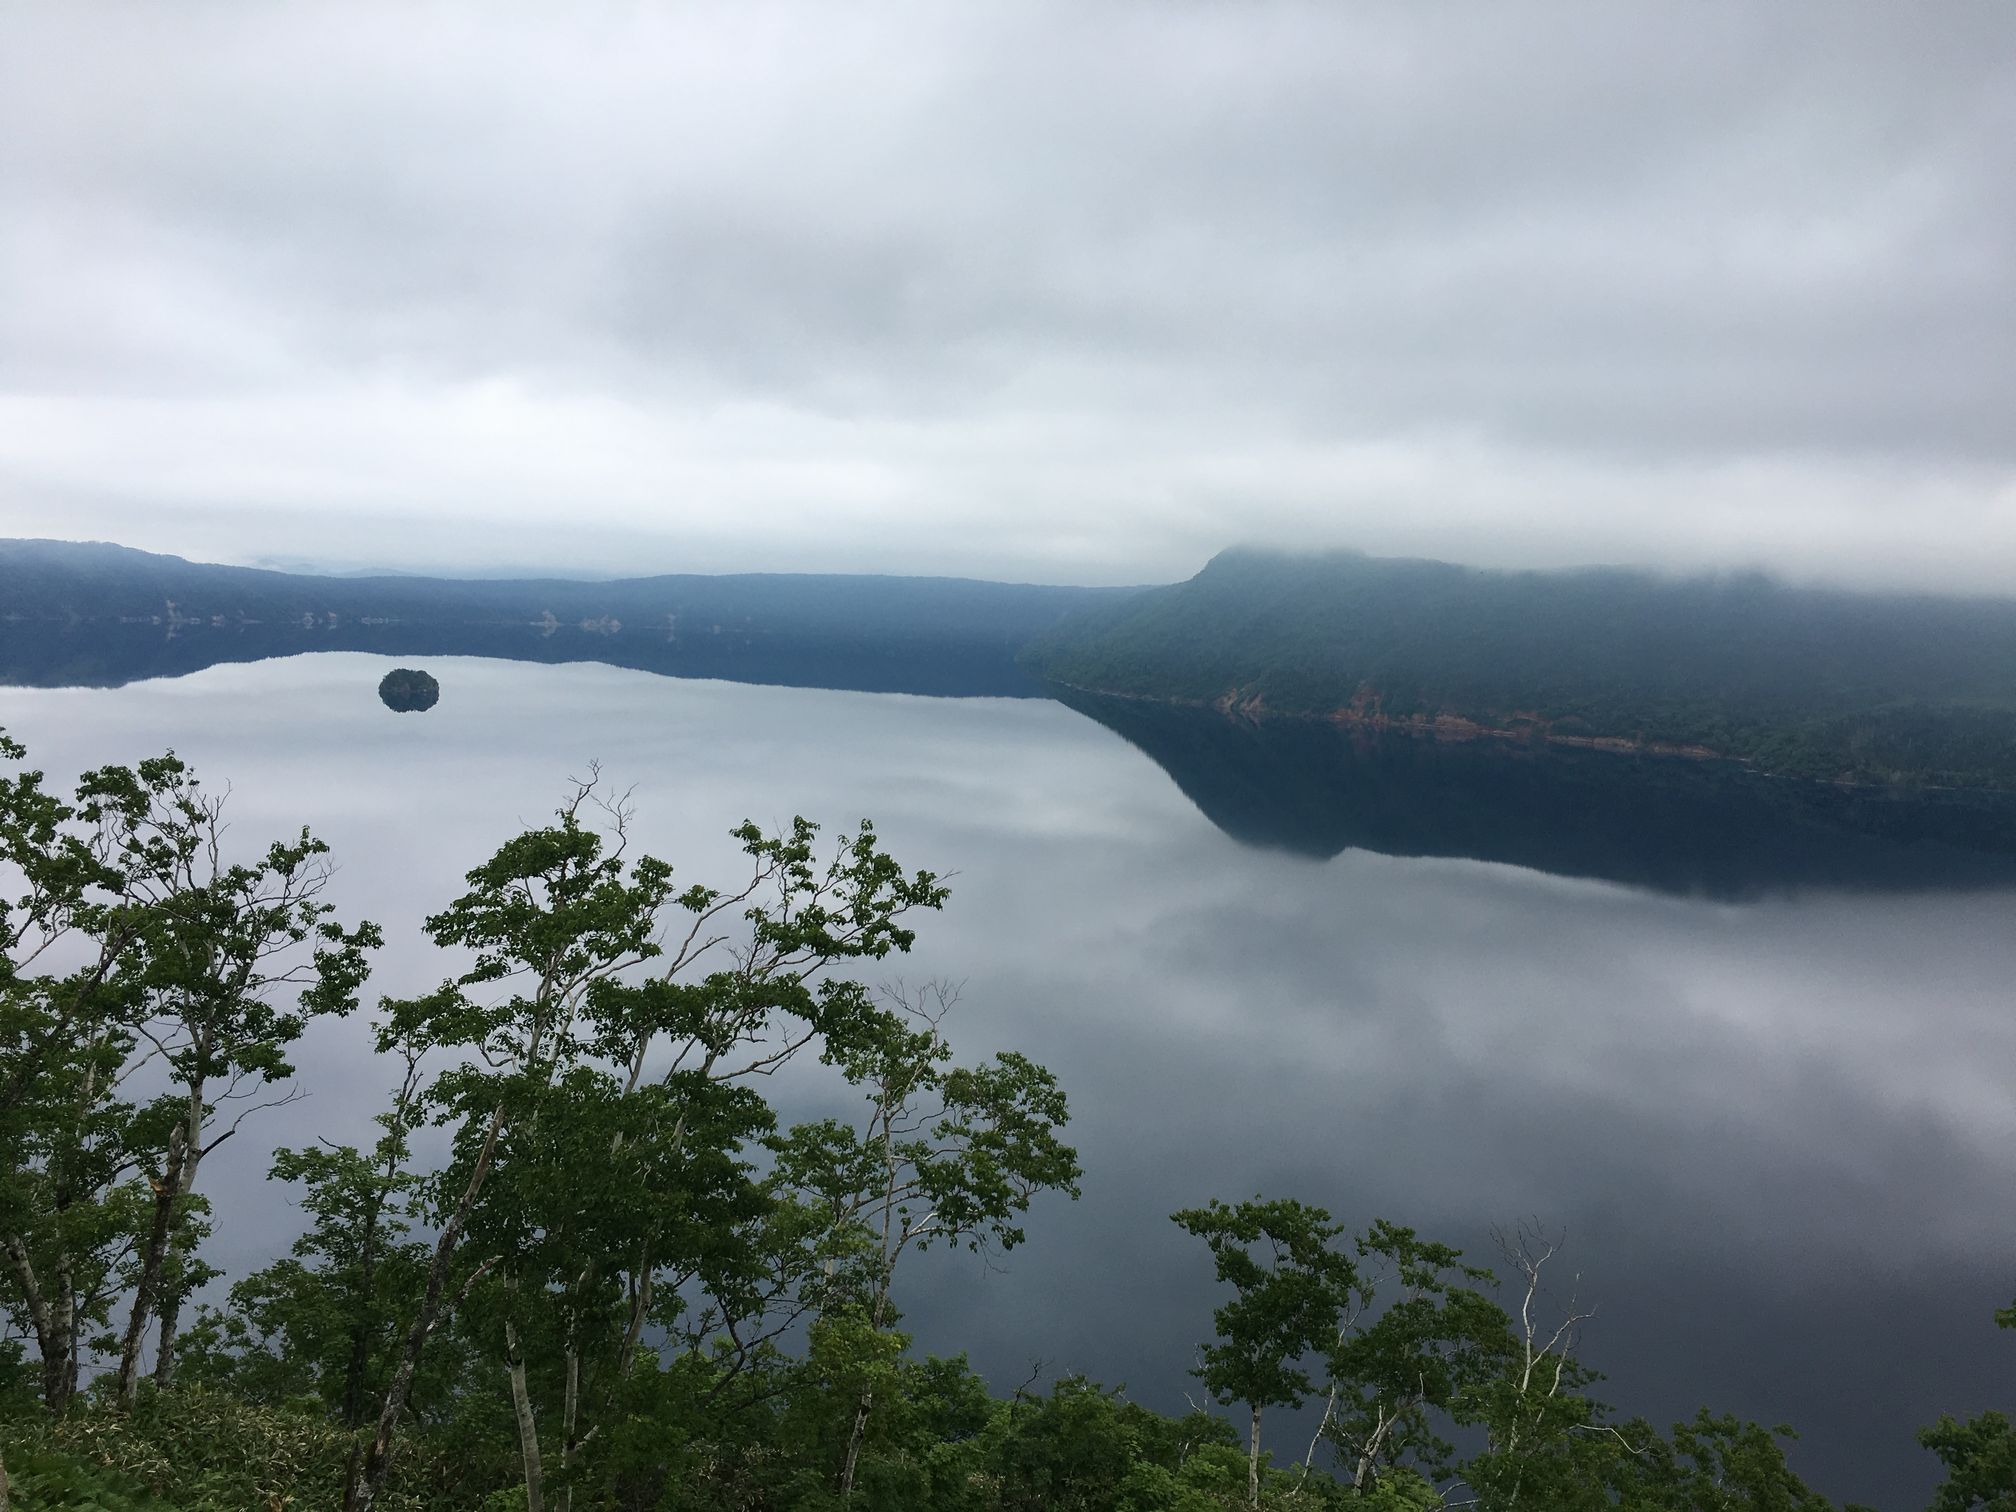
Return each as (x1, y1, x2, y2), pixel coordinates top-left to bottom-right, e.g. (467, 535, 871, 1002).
(5, 652, 2013, 1506)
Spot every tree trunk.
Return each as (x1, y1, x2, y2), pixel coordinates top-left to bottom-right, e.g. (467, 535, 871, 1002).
(340, 1310, 374, 1430)
(51, 1249, 79, 1416)
(1351, 1403, 1394, 1493)
(1248, 1403, 1262, 1505)
(3, 1232, 76, 1415)
(840, 1116, 903, 1499)
(349, 1099, 507, 1512)
(839, 1393, 872, 1498)
(116, 1120, 192, 1406)
(40, 1304, 75, 1416)
(556, 1348, 580, 1512)
(506, 1320, 546, 1512)
(152, 1287, 183, 1389)
(615, 1263, 651, 1379)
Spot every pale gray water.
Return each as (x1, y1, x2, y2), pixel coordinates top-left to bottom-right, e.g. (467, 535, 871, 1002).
(4, 653, 2013, 1506)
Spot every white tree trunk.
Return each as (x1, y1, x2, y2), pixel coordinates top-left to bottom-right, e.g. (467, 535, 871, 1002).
(1248, 1403, 1263, 1505)
(506, 1320, 546, 1512)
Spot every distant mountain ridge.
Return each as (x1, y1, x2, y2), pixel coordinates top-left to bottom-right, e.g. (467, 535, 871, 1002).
(0, 538, 1128, 631)
(16, 537, 2016, 790)
(0, 539, 1140, 697)
(1023, 547, 2016, 789)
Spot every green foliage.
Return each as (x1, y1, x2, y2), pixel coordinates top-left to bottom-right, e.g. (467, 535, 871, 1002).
(1921, 1411, 2016, 1512)
(979, 1376, 1240, 1512)
(1174, 1197, 1356, 1420)
(0, 1389, 441, 1512)
(0, 1438, 177, 1512)
(0, 732, 378, 1417)
(1172, 1195, 1359, 1502)
(1919, 1300, 2016, 1512)
(1321, 1221, 1513, 1492)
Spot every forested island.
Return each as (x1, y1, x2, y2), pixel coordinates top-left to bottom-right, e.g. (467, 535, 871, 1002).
(1, 729, 2010, 1510)
(376, 669, 440, 713)
(1024, 548, 2016, 790)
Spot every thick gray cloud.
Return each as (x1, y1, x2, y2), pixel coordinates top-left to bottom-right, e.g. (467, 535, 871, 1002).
(2, 2, 2013, 587)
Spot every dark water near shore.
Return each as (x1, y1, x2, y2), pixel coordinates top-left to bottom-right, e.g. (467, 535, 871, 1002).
(4, 653, 2013, 1506)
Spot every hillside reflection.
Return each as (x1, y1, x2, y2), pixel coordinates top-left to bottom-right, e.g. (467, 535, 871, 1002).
(0, 620, 1044, 699)
(1056, 687, 2016, 897)
(10, 622, 2016, 899)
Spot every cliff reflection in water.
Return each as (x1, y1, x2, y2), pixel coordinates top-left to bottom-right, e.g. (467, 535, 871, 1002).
(1055, 688, 2016, 898)
(11, 617, 2016, 899)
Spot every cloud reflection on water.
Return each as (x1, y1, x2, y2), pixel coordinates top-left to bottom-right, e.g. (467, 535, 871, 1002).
(2, 653, 2010, 1505)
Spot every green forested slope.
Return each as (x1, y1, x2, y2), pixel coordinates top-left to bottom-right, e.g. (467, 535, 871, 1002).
(1024, 548, 2016, 787)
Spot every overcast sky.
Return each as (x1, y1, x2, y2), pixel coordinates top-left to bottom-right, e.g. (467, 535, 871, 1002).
(4, 2, 2013, 588)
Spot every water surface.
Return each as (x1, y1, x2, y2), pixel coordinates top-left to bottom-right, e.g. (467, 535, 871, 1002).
(4, 654, 2012, 1507)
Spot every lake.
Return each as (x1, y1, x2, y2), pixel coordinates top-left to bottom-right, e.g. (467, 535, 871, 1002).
(4, 651, 2013, 1506)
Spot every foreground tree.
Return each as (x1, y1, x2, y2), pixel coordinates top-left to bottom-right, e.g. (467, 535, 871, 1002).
(1, 732, 161, 1415)
(0, 735, 375, 1417)
(1919, 1300, 2016, 1512)
(1313, 1220, 1512, 1496)
(771, 981, 1082, 1496)
(343, 778, 954, 1511)
(1173, 1196, 1357, 1505)
(109, 762, 378, 1404)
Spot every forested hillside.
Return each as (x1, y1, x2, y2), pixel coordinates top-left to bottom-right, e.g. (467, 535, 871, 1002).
(1025, 549, 2016, 788)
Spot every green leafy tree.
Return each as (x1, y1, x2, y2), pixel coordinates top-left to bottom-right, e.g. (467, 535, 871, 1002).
(1446, 1222, 1622, 1508)
(104, 755, 378, 1404)
(1448, 1225, 1837, 1512)
(176, 1038, 447, 1441)
(0, 735, 374, 1419)
(771, 982, 1082, 1496)
(1613, 1409, 1836, 1510)
(1, 731, 161, 1417)
(1172, 1196, 1357, 1505)
(1919, 1300, 2016, 1512)
(1313, 1220, 1514, 1496)
(1922, 1411, 2016, 1512)
(349, 777, 949, 1512)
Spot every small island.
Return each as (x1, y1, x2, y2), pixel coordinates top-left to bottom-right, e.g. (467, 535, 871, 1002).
(377, 666, 440, 713)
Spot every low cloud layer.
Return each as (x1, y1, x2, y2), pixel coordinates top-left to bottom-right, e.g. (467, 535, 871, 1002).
(4, 3, 2013, 588)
